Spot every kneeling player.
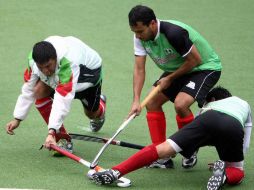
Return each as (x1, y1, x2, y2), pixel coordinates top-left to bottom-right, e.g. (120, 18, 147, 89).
(92, 86, 252, 190)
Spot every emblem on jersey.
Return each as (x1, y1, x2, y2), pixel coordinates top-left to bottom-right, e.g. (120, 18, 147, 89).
(186, 81, 196, 89)
(164, 48, 174, 55)
(145, 47, 152, 54)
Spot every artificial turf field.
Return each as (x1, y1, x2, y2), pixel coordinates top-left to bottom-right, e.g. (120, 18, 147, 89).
(0, 0, 253, 189)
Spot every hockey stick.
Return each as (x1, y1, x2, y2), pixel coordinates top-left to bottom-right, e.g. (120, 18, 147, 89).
(90, 85, 161, 169)
(49, 144, 131, 187)
(69, 133, 145, 150)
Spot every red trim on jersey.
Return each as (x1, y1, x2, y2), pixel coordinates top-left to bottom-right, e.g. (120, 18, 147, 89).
(56, 75, 73, 97)
(24, 67, 32, 82)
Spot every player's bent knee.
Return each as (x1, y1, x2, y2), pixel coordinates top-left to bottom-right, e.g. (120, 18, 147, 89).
(156, 141, 175, 158)
(33, 81, 53, 99)
(145, 92, 168, 111)
(174, 101, 189, 115)
(146, 100, 164, 111)
(174, 93, 194, 114)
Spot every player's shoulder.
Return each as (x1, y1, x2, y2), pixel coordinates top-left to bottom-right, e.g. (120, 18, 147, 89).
(229, 96, 250, 108)
(160, 20, 188, 40)
(27, 51, 35, 67)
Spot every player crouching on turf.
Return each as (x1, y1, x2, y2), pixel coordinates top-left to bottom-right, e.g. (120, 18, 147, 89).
(92, 86, 252, 190)
(5, 36, 106, 153)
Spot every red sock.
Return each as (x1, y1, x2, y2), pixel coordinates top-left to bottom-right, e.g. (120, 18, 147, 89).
(112, 144, 158, 176)
(56, 126, 71, 142)
(35, 97, 53, 124)
(176, 113, 194, 130)
(35, 97, 71, 142)
(146, 112, 166, 145)
(225, 167, 245, 185)
(97, 98, 106, 118)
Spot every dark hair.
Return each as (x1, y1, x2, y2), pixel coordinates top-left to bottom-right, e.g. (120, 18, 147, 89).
(206, 86, 232, 102)
(128, 5, 156, 26)
(32, 41, 57, 64)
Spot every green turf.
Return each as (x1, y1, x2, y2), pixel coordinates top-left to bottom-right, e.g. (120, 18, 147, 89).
(0, 0, 253, 189)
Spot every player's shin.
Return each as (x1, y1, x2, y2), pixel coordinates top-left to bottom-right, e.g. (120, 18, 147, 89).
(35, 97, 53, 124)
(112, 144, 159, 176)
(176, 113, 197, 169)
(146, 111, 174, 168)
(146, 111, 166, 145)
(176, 112, 194, 130)
(35, 97, 71, 142)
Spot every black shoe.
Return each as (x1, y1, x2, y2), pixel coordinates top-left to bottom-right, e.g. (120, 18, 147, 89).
(146, 158, 174, 169)
(90, 94, 106, 132)
(207, 160, 226, 190)
(182, 151, 198, 169)
(92, 169, 120, 185)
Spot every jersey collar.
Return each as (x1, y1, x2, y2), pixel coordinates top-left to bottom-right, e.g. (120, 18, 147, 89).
(154, 19, 160, 40)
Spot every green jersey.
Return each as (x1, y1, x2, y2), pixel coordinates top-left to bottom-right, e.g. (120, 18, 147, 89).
(200, 96, 252, 127)
(134, 20, 222, 72)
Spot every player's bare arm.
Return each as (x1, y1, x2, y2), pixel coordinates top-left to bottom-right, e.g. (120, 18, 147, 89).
(129, 55, 146, 117)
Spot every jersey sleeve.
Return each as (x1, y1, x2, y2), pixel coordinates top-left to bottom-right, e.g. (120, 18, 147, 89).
(13, 62, 39, 120)
(47, 57, 79, 131)
(243, 104, 252, 154)
(134, 35, 147, 56)
(160, 21, 193, 57)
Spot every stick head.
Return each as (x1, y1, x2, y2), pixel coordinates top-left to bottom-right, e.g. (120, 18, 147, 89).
(90, 159, 99, 169)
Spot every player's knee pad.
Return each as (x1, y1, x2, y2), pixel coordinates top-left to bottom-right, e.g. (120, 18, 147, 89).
(225, 167, 244, 185)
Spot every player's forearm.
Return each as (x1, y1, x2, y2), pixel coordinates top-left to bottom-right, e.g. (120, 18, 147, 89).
(133, 56, 146, 102)
(47, 90, 74, 131)
(243, 126, 252, 154)
(169, 46, 201, 81)
(133, 68, 145, 102)
(169, 60, 197, 81)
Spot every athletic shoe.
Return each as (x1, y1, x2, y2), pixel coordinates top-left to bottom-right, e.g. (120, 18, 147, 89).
(52, 139, 73, 156)
(207, 160, 226, 190)
(90, 94, 106, 132)
(182, 150, 198, 169)
(92, 169, 120, 185)
(146, 158, 174, 169)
